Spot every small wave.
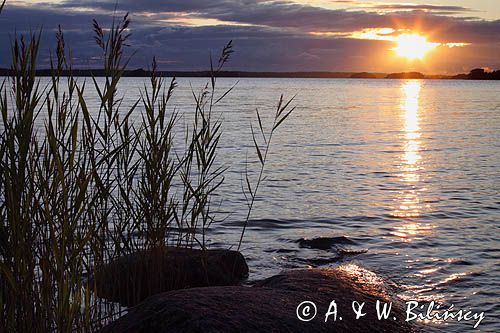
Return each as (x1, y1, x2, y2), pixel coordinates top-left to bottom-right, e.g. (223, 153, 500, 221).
(337, 247, 368, 255)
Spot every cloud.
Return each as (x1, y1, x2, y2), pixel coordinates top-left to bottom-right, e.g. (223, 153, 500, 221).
(367, 4, 474, 13)
(57, 0, 500, 43)
(0, 0, 499, 72)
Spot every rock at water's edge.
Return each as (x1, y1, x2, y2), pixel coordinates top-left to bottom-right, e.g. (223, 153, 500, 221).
(93, 247, 248, 307)
(101, 265, 418, 333)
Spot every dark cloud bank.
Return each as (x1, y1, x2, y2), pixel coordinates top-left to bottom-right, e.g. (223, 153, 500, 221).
(0, 0, 499, 73)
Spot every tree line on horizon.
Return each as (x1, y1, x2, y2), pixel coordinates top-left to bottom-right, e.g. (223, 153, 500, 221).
(0, 67, 498, 80)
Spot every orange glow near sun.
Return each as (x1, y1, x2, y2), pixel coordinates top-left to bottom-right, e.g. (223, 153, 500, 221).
(393, 34, 439, 60)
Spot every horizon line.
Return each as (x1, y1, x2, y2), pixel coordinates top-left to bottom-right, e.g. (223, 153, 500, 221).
(0, 67, 498, 80)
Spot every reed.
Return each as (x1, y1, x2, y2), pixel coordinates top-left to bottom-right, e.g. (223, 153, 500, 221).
(237, 96, 296, 251)
(0, 9, 295, 332)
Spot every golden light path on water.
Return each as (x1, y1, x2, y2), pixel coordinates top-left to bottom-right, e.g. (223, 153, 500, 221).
(391, 81, 435, 241)
(389, 82, 472, 326)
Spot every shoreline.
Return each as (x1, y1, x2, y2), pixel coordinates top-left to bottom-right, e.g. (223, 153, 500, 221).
(1, 68, 499, 80)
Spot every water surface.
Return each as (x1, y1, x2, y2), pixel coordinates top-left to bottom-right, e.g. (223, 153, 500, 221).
(40, 77, 500, 331)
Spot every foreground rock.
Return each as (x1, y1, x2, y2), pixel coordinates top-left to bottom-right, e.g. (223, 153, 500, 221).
(102, 265, 417, 333)
(94, 247, 248, 306)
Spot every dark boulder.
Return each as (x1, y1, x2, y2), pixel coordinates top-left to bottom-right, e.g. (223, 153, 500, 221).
(101, 265, 418, 333)
(297, 236, 356, 250)
(93, 247, 248, 306)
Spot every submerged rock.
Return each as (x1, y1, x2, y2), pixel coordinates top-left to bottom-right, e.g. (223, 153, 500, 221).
(297, 236, 356, 250)
(94, 247, 248, 306)
(102, 265, 417, 333)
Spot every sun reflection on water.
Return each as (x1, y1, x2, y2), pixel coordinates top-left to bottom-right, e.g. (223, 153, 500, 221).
(391, 80, 434, 241)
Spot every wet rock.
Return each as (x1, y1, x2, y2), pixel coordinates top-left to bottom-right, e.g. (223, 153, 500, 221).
(297, 236, 356, 250)
(93, 247, 248, 307)
(101, 265, 417, 333)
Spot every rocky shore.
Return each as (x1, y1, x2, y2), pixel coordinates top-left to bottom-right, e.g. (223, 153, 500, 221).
(99, 255, 418, 333)
(93, 247, 248, 306)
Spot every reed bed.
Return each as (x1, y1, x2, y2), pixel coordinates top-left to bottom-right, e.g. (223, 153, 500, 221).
(0, 10, 294, 332)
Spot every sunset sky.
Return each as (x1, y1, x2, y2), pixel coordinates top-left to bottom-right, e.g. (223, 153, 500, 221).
(1, 0, 499, 73)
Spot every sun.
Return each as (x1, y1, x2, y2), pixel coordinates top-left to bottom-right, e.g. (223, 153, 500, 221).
(393, 34, 439, 60)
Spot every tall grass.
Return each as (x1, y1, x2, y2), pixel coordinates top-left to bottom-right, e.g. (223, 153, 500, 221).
(0, 10, 295, 332)
(237, 96, 295, 251)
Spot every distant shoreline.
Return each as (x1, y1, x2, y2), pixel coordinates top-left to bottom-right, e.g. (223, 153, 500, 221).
(0, 68, 499, 80)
